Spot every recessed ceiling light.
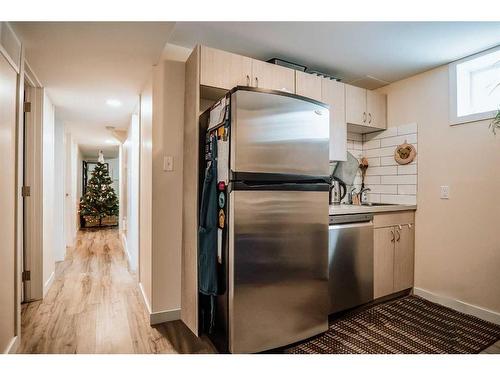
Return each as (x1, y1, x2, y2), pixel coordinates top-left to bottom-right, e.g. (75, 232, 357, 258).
(106, 99, 122, 107)
(105, 139, 117, 144)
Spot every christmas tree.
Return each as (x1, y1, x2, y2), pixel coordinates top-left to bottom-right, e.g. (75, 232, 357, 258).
(79, 162, 119, 226)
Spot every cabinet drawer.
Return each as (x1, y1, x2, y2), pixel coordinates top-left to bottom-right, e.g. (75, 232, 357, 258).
(373, 211, 415, 228)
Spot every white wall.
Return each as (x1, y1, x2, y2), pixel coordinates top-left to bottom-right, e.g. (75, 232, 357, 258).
(124, 113, 140, 271)
(139, 78, 153, 310)
(378, 64, 500, 313)
(53, 121, 66, 262)
(0, 49, 18, 353)
(42, 91, 55, 295)
(151, 61, 185, 315)
(138, 60, 186, 321)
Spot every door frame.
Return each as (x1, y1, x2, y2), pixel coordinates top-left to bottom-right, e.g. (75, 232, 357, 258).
(21, 61, 44, 303)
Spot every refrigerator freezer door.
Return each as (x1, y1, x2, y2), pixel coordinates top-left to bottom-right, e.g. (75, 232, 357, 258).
(231, 89, 330, 178)
(229, 190, 329, 353)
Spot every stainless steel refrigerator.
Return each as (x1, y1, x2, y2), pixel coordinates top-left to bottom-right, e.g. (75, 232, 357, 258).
(202, 86, 330, 353)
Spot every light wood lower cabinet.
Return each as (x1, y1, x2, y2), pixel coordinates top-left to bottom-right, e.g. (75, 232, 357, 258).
(393, 224, 415, 292)
(373, 212, 415, 299)
(374, 227, 395, 299)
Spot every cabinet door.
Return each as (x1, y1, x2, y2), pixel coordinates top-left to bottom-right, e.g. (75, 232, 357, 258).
(251, 59, 295, 93)
(366, 90, 387, 130)
(345, 84, 367, 126)
(321, 79, 347, 161)
(373, 227, 395, 299)
(394, 224, 415, 292)
(295, 71, 322, 101)
(200, 46, 252, 90)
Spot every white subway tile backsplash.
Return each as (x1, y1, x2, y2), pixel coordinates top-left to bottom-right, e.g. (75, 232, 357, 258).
(380, 194, 417, 205)
(397, 122, 418, 135)
(364, 146, 395, 158)
(345, 123, 418, 206)
(367, 157, 381, 167)
(398, 185, 417, 195)
(380, 133, 417, 148)
(380, 156, 397, 166)
(365, 166, 398, 176)
(364, 175, 381, 185)
(353, 141, 363, 151)
(363, 139, 381, 150)
(368, 184, 398, 194)
(367, 193, 381, 203)
(363, 127, 398, 140)
(398, 164, 417, 175)
(381, 175, 417, 185)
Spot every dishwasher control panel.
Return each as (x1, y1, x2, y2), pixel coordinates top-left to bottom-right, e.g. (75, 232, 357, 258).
(329, 213, 373, 225)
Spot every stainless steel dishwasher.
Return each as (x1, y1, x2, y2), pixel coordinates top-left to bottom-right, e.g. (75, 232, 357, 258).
(329, 213, 374, 314)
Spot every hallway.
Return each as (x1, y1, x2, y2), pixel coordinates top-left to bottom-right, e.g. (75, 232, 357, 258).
(18, 228, 215, 354)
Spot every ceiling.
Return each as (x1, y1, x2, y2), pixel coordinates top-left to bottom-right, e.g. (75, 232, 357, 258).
(11, 22, 500, 154)
(12, 22, 175, 152)
(169, 22, 500, 85)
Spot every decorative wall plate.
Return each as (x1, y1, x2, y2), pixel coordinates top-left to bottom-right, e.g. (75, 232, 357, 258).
(394, 142, 416, 165)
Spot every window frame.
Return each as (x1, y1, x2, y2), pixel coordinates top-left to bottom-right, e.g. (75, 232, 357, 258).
(449, 45, 500, 126)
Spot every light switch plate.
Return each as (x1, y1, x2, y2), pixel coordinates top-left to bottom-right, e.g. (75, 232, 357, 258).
(440, 185, 449, 199)
(163, 156, 173, 171)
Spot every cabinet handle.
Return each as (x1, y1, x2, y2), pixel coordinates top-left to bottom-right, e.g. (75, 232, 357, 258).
(255, 76, 259, 88)
(368, 113, 372, 124)
(391, 230, 395, 242)
(246, 75, 250, 86)
(363, 112, 366, 123)
(407, 223, 412, 229)
(396, 229, 401, 242)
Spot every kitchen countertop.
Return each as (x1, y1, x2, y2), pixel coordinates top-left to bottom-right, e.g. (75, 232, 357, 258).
(329, 203, 417, 216)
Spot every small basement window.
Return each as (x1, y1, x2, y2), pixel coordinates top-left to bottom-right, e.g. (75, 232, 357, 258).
(449, 46, 500, 125)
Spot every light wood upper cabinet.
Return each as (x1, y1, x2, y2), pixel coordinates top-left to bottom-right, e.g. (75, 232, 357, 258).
(373, 212, 415, 299)
(321, 79, 347, 161)
(345, 84, 367, 126)
(295, 71, 322, 101)
(393, 224, 415, 293)
(366, 90, 387, 129)
(345, 84, 387, 131)
(374, 226, 395, 299)
(251, 60, 295, 93)
(200, 46, 252, 90)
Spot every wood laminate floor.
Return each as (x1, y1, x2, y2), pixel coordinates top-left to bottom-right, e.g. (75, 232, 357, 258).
(17, 227, 500, 354)
(18, 228, 215, 354)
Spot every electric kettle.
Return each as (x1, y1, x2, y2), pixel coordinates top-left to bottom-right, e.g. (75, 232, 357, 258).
(329, 176, 347, 205)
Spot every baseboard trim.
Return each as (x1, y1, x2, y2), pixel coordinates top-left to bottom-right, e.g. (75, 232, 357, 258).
(150, 308, 181, 325)
(120, 232, 131, 264)
(4, 335, 19, 354)
(138, 282, 152, 314)
(413, 287, 500, 325)
(43, 271, 55, 297)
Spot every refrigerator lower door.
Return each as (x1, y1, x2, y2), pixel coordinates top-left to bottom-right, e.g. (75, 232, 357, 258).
(229, 190, 329, 353)
(230, 89, 330, 177)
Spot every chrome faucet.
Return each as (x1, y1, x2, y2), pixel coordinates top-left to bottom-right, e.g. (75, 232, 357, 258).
(359, 187, 371, 205)
(347, 187, 357, 205)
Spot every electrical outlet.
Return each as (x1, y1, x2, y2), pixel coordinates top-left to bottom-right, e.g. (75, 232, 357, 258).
(163, 156, 173, 171)
(440, 185, 449, 199)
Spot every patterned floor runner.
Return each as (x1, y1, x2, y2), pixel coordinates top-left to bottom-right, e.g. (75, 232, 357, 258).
(285, 295, 500, 354)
